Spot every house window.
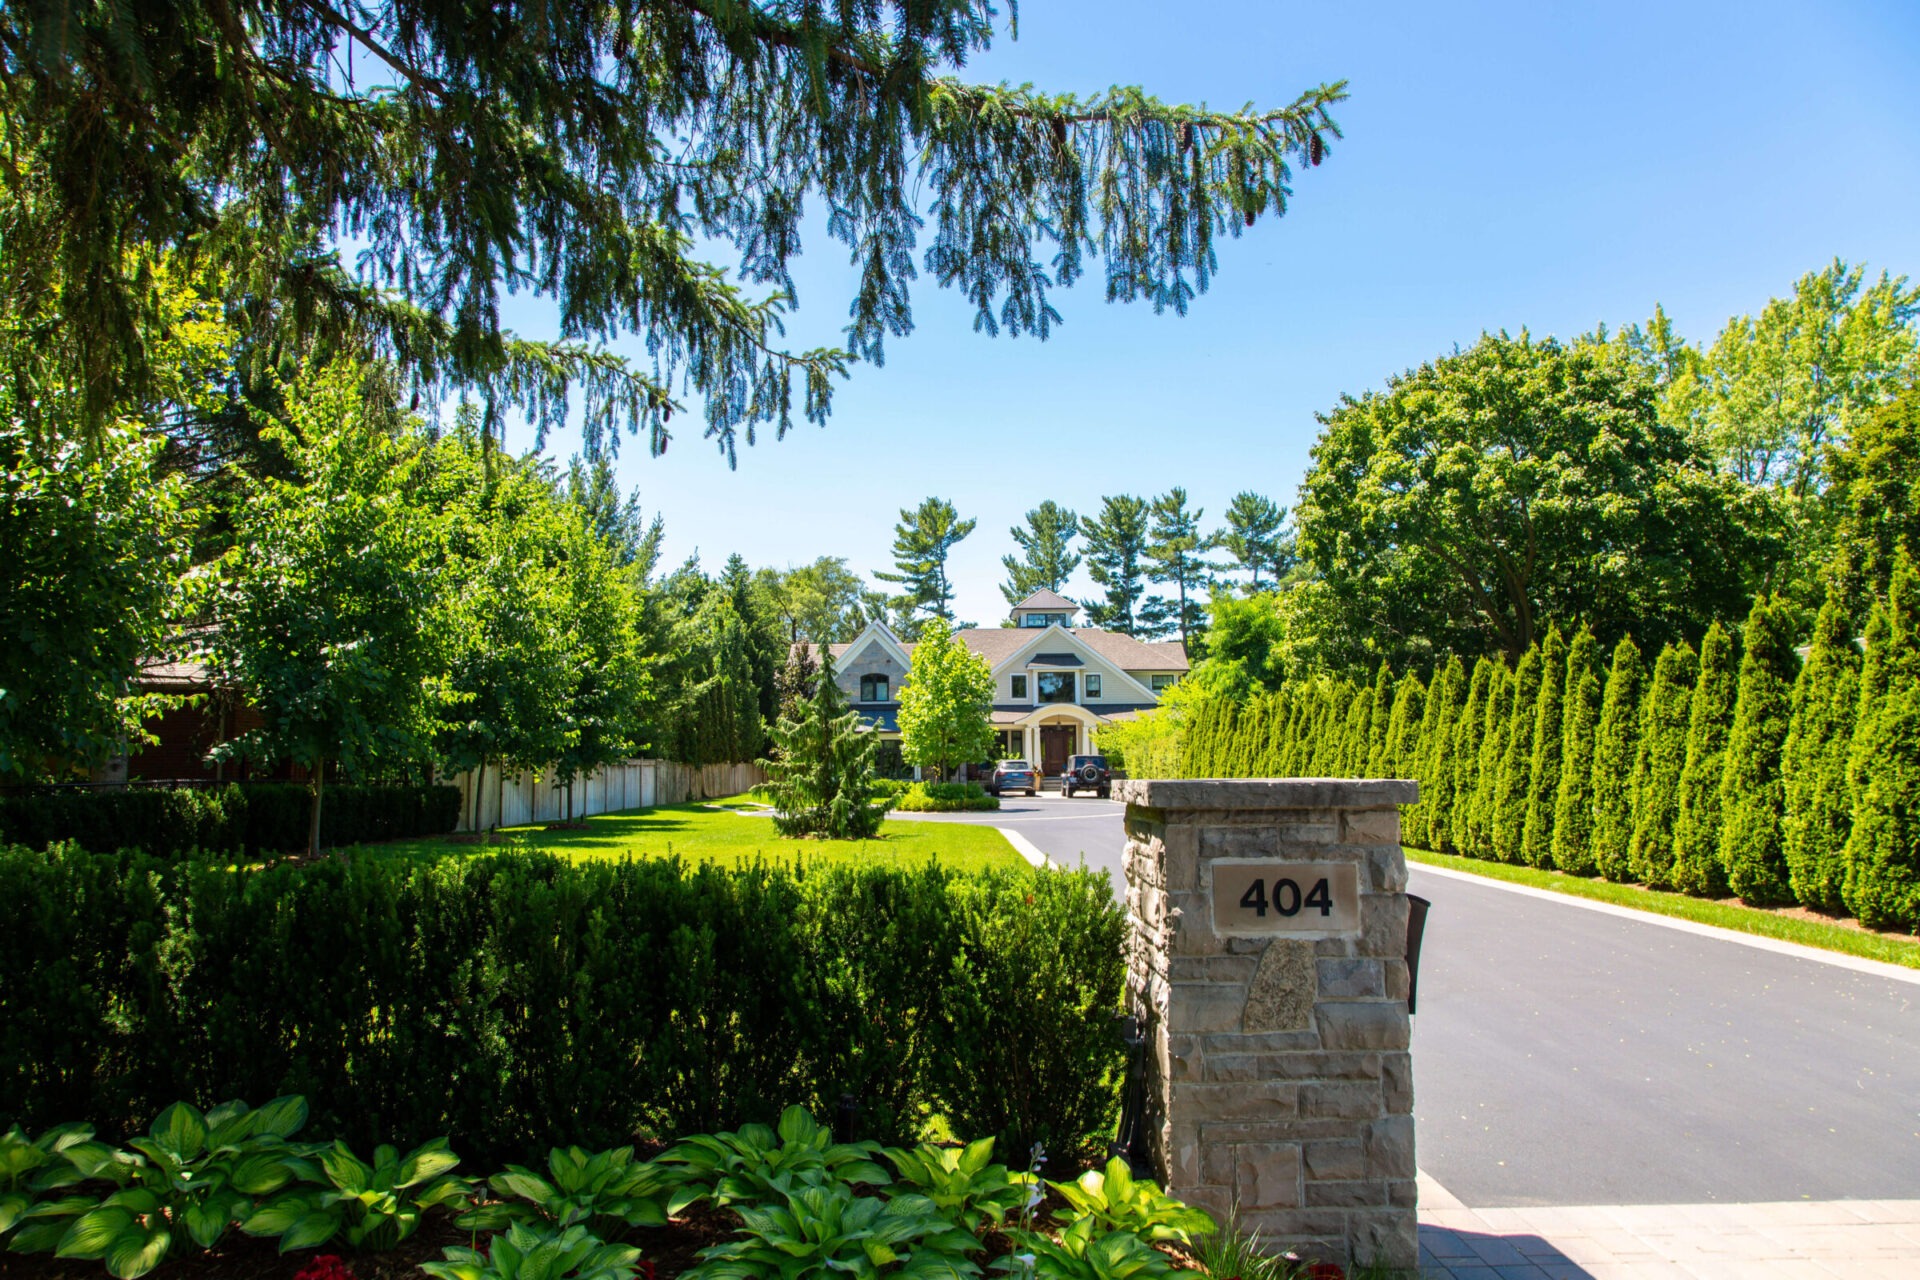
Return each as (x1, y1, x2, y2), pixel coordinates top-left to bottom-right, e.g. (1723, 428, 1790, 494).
(1037, 672, 1076, 704)
(1085, 674, 1102, 700)
(861, 675, 889, 702)
(1151, 673, 1177, 693)
(1011, 675, 1028, 699)
(1023, 612, 1069, 628)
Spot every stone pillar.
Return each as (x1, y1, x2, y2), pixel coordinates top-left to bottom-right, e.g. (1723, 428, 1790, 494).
(1114, 779, 1419, 1271)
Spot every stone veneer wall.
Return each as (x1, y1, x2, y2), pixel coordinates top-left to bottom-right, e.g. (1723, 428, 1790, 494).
(1113, 778, 1419, 1271)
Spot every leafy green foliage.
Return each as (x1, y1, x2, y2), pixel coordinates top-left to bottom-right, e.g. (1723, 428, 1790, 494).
(898, 620, 996, 781)
(1002, 1217, 1180, 1280)
(882, 1141, 1031, 1235)
(0, 783, 458, 857)
(1720, 599, 1801, 904)
(1445, 659, 1496, 854)
(1630, 643, 1699, 888)
(422, 1222, 642, 1280)
(1842, 558, 1920, 929)
(1590, 638, 1647, 882)
(1672, 623, 1739, 896)
(893, 784, 1000, 813)
(1521, 626, 1569, 868)
(1188, 1208, 1301, 1280)
(1294, 332, 1778, 672)
(0, 1122, 92, 1243)
(688, 1180, 979, 1280)
(1492, 645, 1543, 864)
(1406, 657, 1462, 850)
(39, 1098, 314, 1277)
(762, 648, 885, 840)
(1048, 1159, 1213, 1245)
(243, 1138, 470, 1253)
(662, 1107, 891, 1213)
(457, 1147, 668, 1235)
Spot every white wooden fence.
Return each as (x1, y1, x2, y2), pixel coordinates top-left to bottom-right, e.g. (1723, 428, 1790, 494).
(446, 759, 766, 832)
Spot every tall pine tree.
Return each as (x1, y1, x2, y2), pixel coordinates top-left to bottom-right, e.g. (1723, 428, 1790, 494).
(1551, 626, 1604, 875)
(999, 501, 1081, 608)
(1590, 636, 1646, 882)
(1782, 586, 1861, 912)
(1493, 643, 1544, 863)
(1672, 622, 1738, 897)
(1720, 598, 1802, 904)
(1629, 642, 1698, 888)
(1522, 624, 1569, 868)
(1842, 557, 1920, 930)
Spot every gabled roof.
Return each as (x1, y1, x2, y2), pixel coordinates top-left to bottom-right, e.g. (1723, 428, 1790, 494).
(1012, 588, 1081, 614)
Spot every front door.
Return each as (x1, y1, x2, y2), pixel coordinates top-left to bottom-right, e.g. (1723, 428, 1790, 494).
(1040, 724, 1075, 777)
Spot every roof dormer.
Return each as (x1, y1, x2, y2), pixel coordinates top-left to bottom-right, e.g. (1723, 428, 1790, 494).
(1011, 588, 1082, 629)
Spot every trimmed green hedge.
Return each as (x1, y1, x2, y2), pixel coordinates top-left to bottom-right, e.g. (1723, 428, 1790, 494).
(0, 783, 460, 856)
(893, 782, 999, 812)
(0, 845, 1124, 1165)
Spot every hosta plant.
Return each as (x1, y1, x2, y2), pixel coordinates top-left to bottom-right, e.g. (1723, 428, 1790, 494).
(1049, 1159, 1213, 1245)
(421, 1221, 643, 1280)
(687, 1181, 979, 1280)
(882, 1140, 1032, 1234)
(661, 1106, 891, 1212)
(458, 1145, 671, 1233)
(243, 1137, 470, 1253)
(1, 1122, 94, 1246)
(999, 1218, 1178, 1280)
(45, 1097, 316, 1278)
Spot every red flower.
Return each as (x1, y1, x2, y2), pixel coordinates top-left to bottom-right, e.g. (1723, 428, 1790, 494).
(1306, 1263, 1345, 1280)
(293, 1257, 356, 1280)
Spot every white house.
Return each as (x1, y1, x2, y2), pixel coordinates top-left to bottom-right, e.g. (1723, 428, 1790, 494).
(808, 590, 1188, 777)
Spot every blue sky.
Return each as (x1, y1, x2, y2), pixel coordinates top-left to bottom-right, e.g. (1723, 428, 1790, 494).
(498, 0, 1920, 628)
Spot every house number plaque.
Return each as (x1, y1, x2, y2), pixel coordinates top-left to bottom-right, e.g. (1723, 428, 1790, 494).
(1210, 860, 1360, 936)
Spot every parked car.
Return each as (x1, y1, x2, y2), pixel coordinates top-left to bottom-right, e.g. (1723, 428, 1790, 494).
(1062, 754, 1112, 798)
(989, 759, 1039, 797)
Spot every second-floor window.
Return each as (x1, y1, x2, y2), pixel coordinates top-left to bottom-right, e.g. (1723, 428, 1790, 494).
(1086, 674, 1102, 699)
(1011, 675, 1028, 699)
(1151, 673, 1177, 693)
(1037, 672, 1076, 704)
(861, 675, 890, 702)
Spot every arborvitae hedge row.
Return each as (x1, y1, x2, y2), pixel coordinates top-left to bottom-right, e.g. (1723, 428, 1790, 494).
(1783, 590, 1860, 912)
(1673, 622, 1738, 897)
(0, 846, 1124, 1163)
(1630, 642, 1697, 889)
(1551, 627, 1603, 876)
(1590, 637, 1645, 882)
(1493, 646, 1543, 864)
(1843, 559, 1920, 930)
(1521, 625, 1569, 869)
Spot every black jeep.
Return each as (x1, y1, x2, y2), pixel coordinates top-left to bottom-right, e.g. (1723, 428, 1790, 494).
(1061, 754, 1112, 798)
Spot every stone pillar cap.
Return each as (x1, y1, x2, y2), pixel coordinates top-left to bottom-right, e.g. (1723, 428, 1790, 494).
(1113, 777, 1418, 809)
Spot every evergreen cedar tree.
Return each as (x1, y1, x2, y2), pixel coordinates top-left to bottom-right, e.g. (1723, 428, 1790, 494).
(1520, 623, 1569, 868)
(1492, 645, 1543, 863)
(1550, 626, 1604, 876)
(1672, 622, 1739, 897)
(1447, 657, 1496, 855)
(1843, 556, 1920, 929)
(4, 2, 1344, 453)
(1365, 664, 1395, 776)
(1719, 598, 1801, 904)
(1408, 658, 1462, 849)
(1630, 642, 1699, 889)
(1383, 672, 1425, 783)
(1464, 660, 1514, 859)
(1782, 587, 1861, 912)
(760, 645, 882, 841)
(1589, 637, 1646, 882)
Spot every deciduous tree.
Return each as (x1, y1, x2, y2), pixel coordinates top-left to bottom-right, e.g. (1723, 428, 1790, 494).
(897, 618, 994, 782)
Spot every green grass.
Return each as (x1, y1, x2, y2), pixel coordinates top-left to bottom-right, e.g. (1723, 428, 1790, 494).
(383, 799, 1024, 871)
(1405, 846, 1920, 971)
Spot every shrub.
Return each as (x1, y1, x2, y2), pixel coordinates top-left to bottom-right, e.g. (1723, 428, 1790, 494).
(0, 783, 460, 857)
(1672, 622, 1738, 896)
(1550, 627, 1603, 876)
(1444, 658, 1495, 855)
(1629, 642, 1697, 888)
(1783, 588, 1861, 912)
(1461, 661, 1513, 859)
(1520, 624, 1568, 869)
(893, 783, 999, 813)
(1492, 644, 1542, 863)
(0, 848, 1121, 1165)
(1843, 559, 1920, 929)
(1720, 598, 1801, 905)
(1590, 637, 1646, 882)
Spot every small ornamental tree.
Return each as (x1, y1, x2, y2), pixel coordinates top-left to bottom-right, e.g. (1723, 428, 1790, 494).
(1720, 597, 1802, 904)
(1842, 557, 1920, 929)
(207, 363, 455, 857)
(1493, 643, 1544, 863)
(1551, 626, 1604, 875)
(1464, 660, 1515, 859)
(897, 617, 995, 782)
(1629, 642, 1699, 888)
(1590, 637, 1647, 882)
(1522, 624, 1569, 868)
(1672, 622, 1739, 896)
(1447, 657, 1496, 855)
(760, 647, 882, 840)
(1782, 587, 1861, 912)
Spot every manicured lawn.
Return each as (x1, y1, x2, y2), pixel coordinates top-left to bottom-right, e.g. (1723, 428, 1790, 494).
(1405, 846, 1920, 971)
(387, 798, 1024, 871)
